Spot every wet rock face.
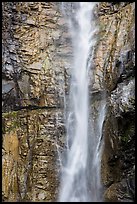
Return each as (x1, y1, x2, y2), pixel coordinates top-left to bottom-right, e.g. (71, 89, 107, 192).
(98, 2, 135, 202)
(94, 2, 135, 93)
(2, 109, 65, 202)
(2, 2, 135, 202)
(2, 2, 69, 202)
(110, 79, 135, 117)
(2, 2, 72, 112)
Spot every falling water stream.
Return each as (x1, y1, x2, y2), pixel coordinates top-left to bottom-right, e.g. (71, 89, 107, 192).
(58, 2, 106, 202)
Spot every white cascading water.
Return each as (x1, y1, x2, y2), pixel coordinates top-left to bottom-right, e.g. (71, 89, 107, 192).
(58, 2, 106, 202)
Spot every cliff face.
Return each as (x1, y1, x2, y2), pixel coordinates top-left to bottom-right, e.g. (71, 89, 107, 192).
(2, 2, 70, 201)
(2, 2, 135, 202)
(96, 2, 135, 202)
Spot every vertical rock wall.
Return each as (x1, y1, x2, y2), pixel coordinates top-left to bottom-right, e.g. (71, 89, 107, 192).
(2, 109, 65, 201)
(94, 2, 135, 202)
(2, 2, 72, 202)
(2, 2, 135, 202)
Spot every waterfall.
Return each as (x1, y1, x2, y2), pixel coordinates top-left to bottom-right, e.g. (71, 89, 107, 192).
(58, 2, 106, 202)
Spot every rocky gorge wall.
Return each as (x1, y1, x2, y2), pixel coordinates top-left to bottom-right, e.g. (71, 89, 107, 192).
(2, 2, 135, 202)
(96, 2, 135, 202)
(2, 2, 71, 201)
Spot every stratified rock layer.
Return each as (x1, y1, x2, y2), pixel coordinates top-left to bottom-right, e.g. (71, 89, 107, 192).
(96, 2, 135, 202)
(2, 2, 69, 201)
